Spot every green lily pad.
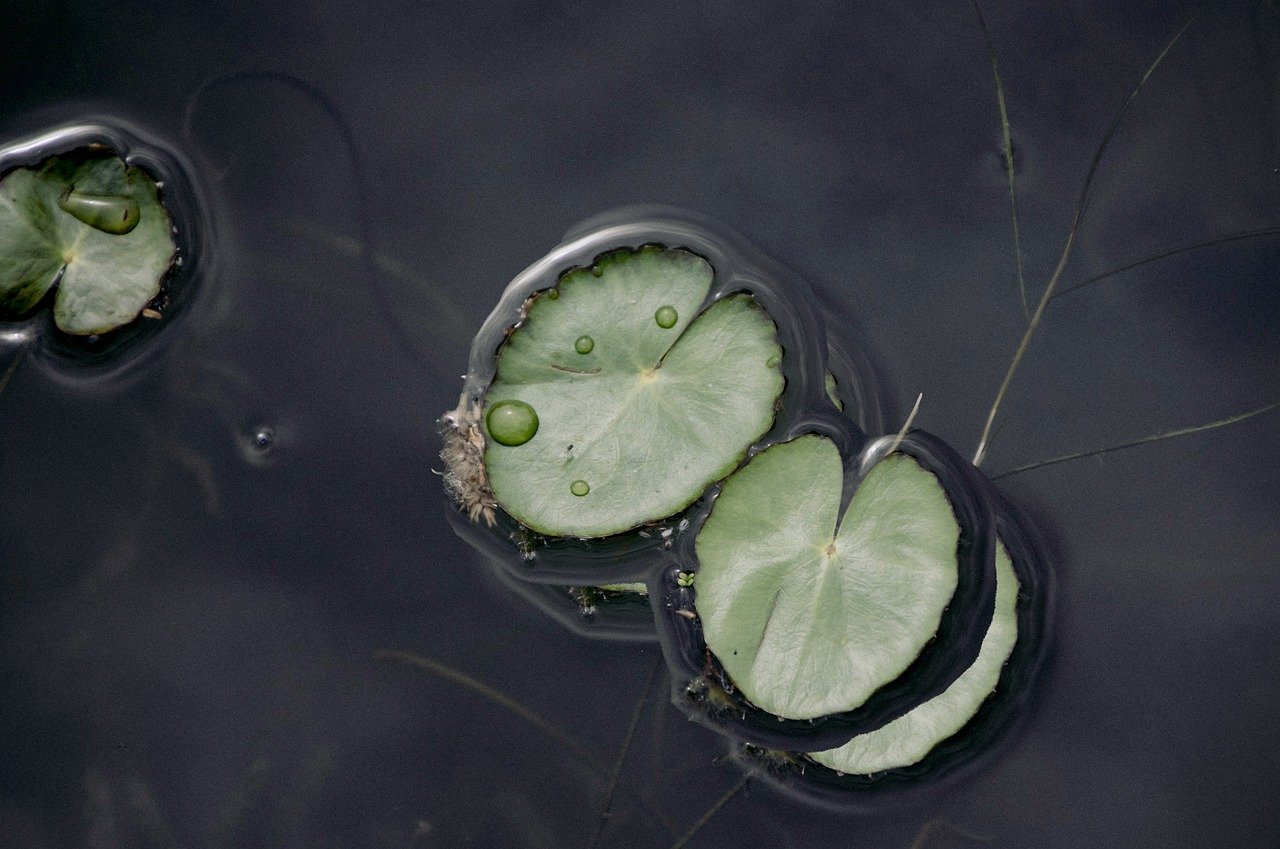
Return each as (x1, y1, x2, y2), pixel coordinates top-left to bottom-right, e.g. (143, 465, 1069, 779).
(0, 151, 175, 335)
(807, 536, 1019, 773)
(694, 434, 960, 720)
(483, 245, 784, 538)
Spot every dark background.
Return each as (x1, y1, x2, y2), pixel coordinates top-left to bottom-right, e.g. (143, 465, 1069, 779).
(2, 1, 1279, 847)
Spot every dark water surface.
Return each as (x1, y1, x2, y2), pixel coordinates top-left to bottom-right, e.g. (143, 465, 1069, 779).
(3, 1, 1279, 847)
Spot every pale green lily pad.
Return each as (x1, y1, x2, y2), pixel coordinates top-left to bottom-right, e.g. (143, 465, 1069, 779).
(0, 151, 175, 335)
(694, 434, 959, 720)
(810, 538, 1019, 773)
(484, 246, 784, 538)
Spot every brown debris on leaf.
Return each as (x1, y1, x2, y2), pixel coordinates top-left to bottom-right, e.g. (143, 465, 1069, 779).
(439, 395, 497, 526)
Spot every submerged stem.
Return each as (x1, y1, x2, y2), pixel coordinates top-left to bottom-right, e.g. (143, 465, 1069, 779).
(374, 649, 599, 769)
(991, 400, 1280, 480)
(972, 6, 1205, 467)
(668, 771, 752, 849)
(1053, 227, 1280, 300)
(972, 0, 1028, 318)
(908, 819, 990, 849)
(0, 344, 29, 403)
(588, 656, 661, 849)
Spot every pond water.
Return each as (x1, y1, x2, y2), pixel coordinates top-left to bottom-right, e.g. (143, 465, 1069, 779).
(2, 1, 1278, 847)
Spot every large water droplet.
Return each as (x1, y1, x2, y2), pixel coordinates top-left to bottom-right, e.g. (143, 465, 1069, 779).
(487, 399, 539, 446)
(574, 335, 594, 354)
(570, 480, 590, 497)
(655, 305, 678, 329)
(58, 190, 141, 235)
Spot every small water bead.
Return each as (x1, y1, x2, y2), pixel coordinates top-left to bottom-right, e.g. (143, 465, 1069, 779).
(590, 266, 603, 277)
(655, 305, 678, 329)
(766, 354, 780, 368)
(570, 480, 590, 497)
(253, 427, 276, 449)
(547, 289, 560, 300)
(574, 335, 594, 354)
(486, 399, 539, 447)
(58, 190, 141, 235)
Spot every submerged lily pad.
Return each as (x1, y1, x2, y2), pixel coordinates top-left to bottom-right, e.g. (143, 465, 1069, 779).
(694, 434, 962, 720)
(0, 150, 175, 335)
(809, 537, 1020, 773)
(824, 372, 843, 410)
(483, 245, 784, 538)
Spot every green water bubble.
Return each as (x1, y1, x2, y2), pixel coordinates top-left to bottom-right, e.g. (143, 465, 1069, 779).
(655, 305, 678, 329)
(575, 335, 594, 354)
(58, 190, 141, 235)
(570, 480, 590, 497)
(546, 288, 559, 300)
(486, 400, 539, 447)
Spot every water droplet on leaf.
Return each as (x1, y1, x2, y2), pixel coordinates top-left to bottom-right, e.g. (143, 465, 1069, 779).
(766, 354, 780, 368)
(570, 480, 590, 496)
(486, 399, 539, 447)
(574, 335, 594, 354)
(546, 289, 559, 300)
(58, 190, 141, 235)
(655, 305, 678, 329)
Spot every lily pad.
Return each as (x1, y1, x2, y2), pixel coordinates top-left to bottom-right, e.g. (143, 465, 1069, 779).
(483, 245, 784, 538)
(0, 150, 175, 335)
(694, 434, 964, 720)
(809, 537, 1020, 774)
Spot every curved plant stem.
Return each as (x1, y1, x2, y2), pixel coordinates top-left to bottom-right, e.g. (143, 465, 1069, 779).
(887, 392, 924, 454)
(668, 771, 753, 849)
(374, 649, 599, 770)
(182, 71, 422, 363)
(972, 5, 1205, 467)
(991, 400, 1280, 480)
(973, 0, 1029, 318)
(587, 655, 662, 849)
(1053, 227, 1280, 299)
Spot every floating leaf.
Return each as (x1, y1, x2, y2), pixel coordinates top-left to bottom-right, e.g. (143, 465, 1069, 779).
(694, 434, 962, 720)
(483, 246, 784, 538)
(0, 150, 175, 335)
(809, 538, 1019, 773)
